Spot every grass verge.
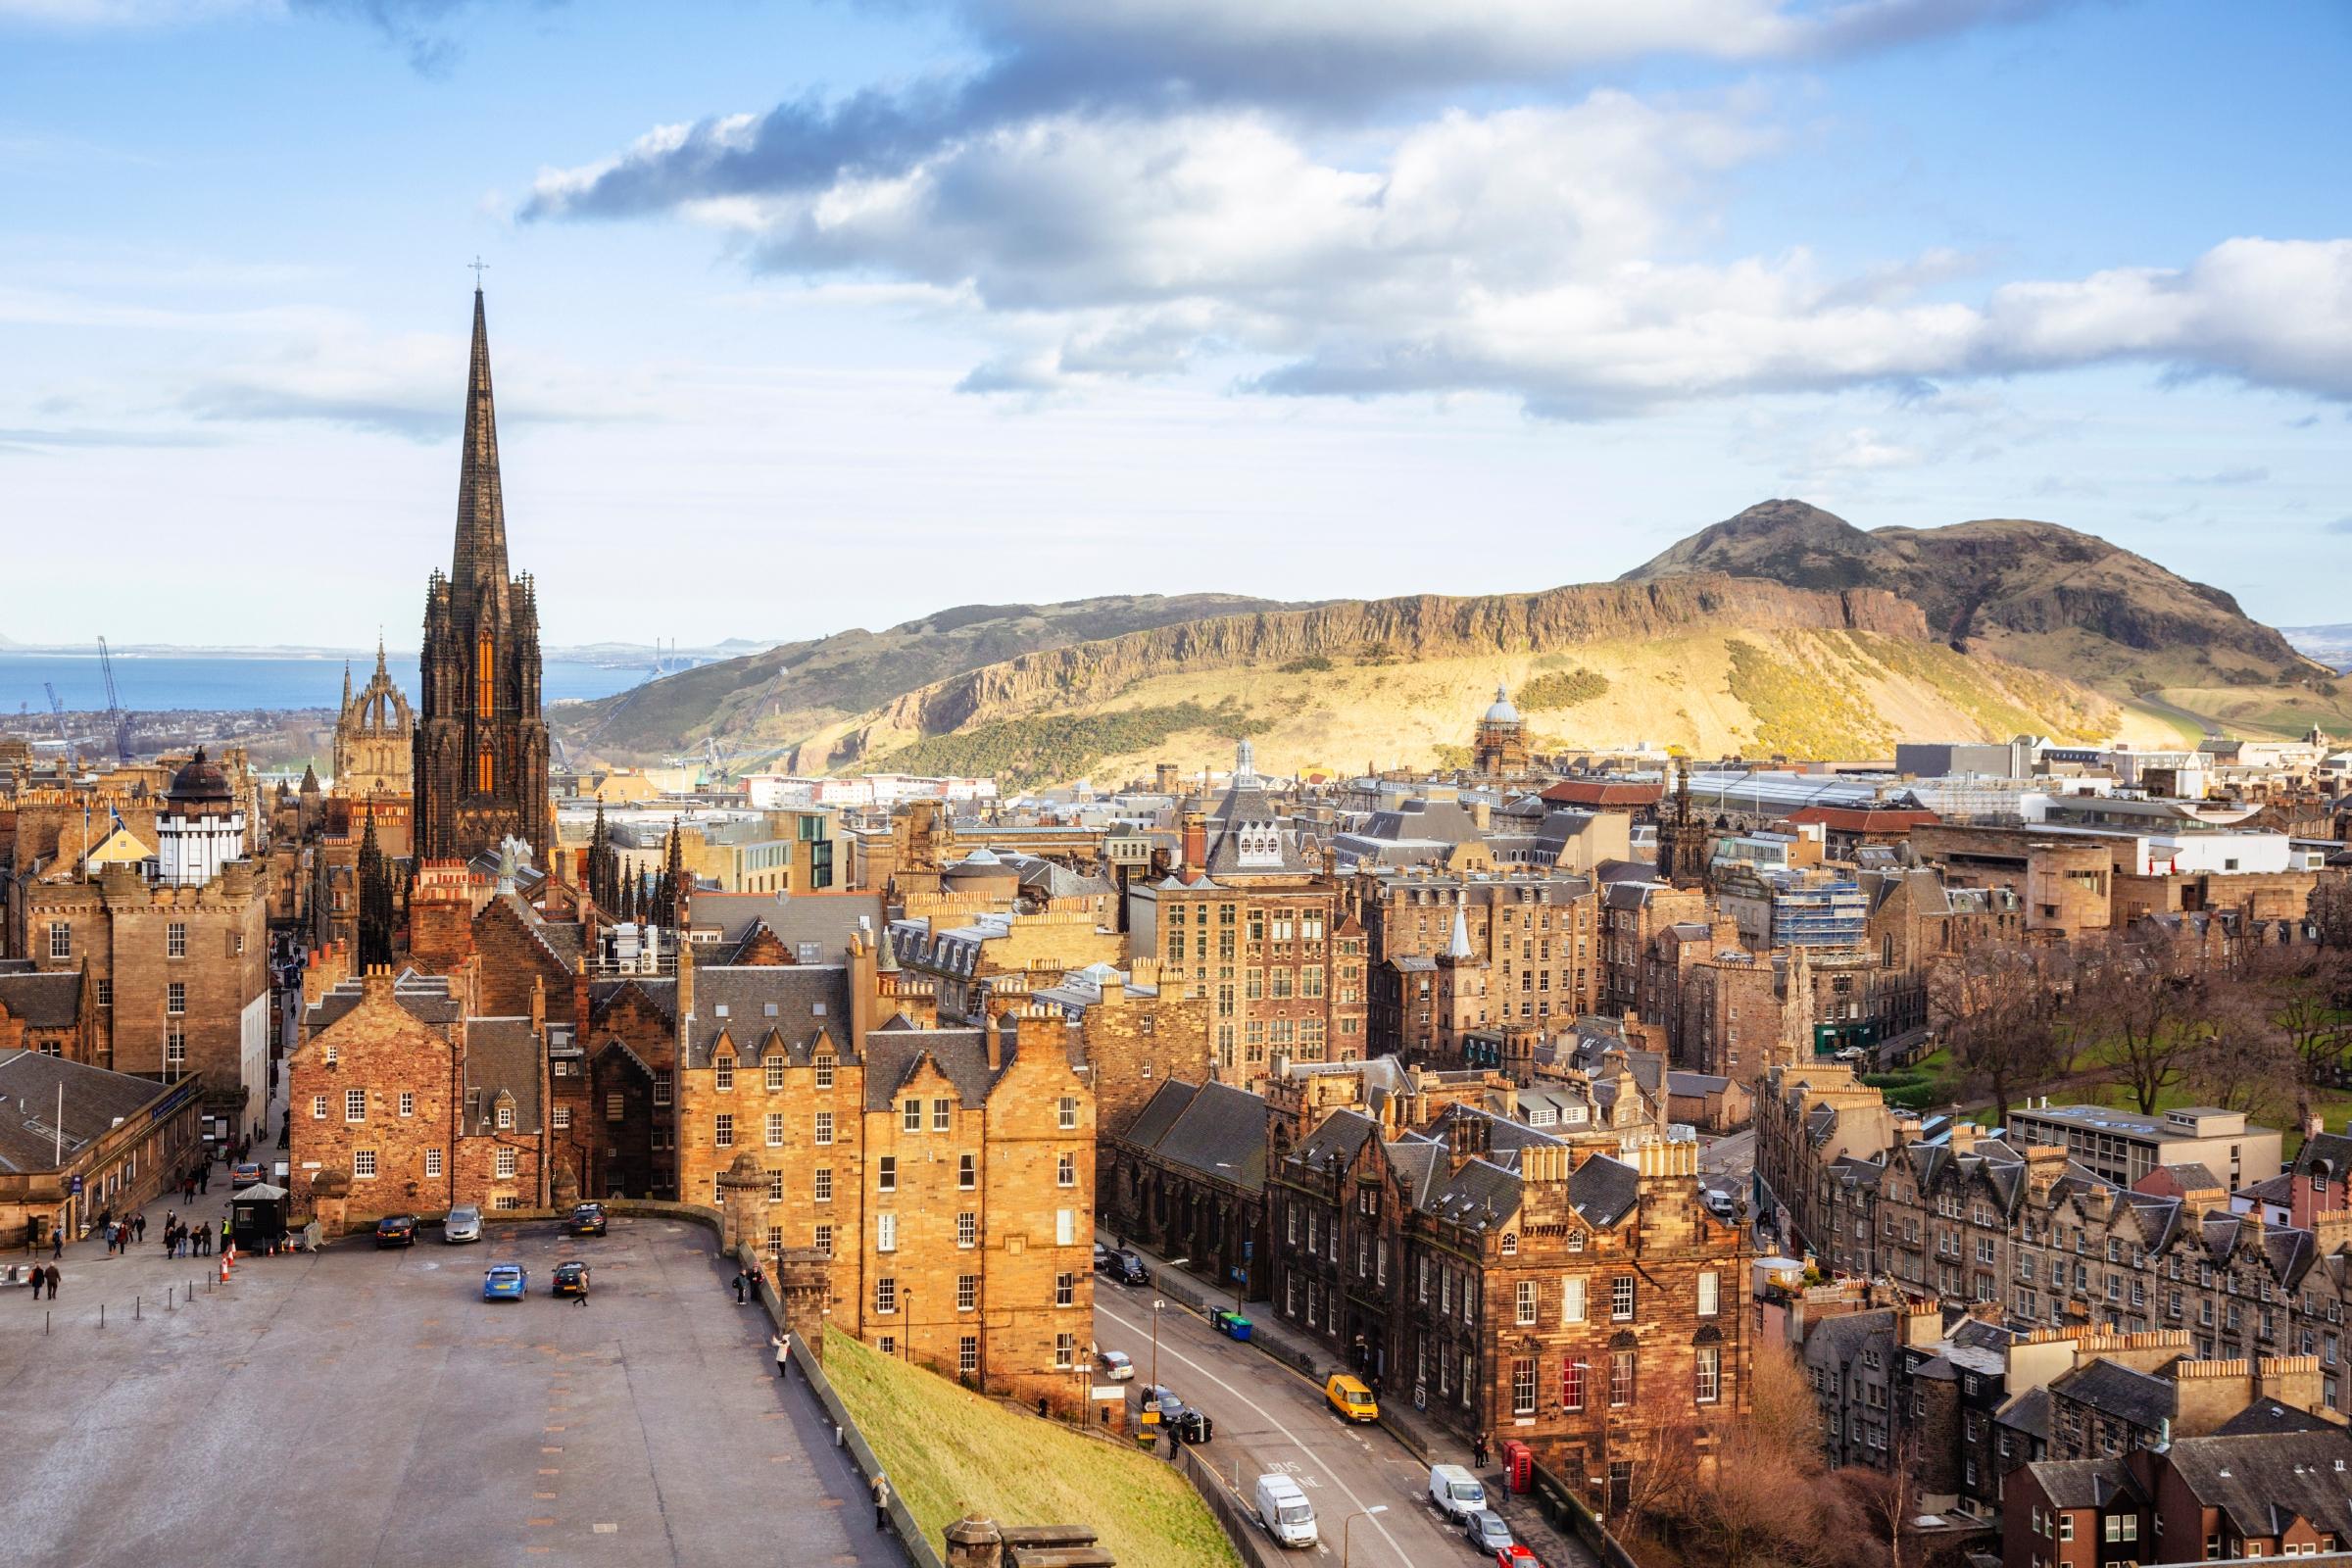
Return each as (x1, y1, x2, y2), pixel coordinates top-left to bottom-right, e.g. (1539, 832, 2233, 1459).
(822, 1328, 1242, 1568)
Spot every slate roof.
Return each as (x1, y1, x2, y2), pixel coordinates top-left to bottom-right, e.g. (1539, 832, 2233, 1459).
(861, 1025, 1008, 1111)
(2293, 1131, 2352, 1181)
(2216, 1398, 2341, 1438)
(1125, 1080, 1200, 1151)
(2153, 1160, 2224, 1192)
(688, 891, 887, 956)
(462, 1017, 542, 1135)
(1668, 1072, 1732, 1096)
(2024, 1457, 2140, 1511)
(0, 967, 81, 1029)
(1804, 1307, 1896, 1372)
(1133, 1079, 1270, 1191)
(1997, 1386, 2053, 1446)
(309, 970, 465, 1034)
(0, 1049, 179, 1174)
(1290, 1108, 1380, 1174)
(589, 976, 678, 1025)
(1570, 1152, 1641, 1227)
(685, 964, 853, 1069)
(2050, 1358, 2175, 1433)
(2163, 1431, 2352, 1541)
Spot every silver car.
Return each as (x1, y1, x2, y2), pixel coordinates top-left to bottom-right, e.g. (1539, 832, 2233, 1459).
(443, 1204, 483, 1244)
(1463, 1510, 1514, 1554)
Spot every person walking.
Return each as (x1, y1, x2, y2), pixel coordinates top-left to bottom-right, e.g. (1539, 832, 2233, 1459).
(1472, 1432, 1491, 1470)
(43, 1265, 58, 1301)
(871, 1473, 891, 1533)
(133, 1214, 145, 1245)
(770, 1332, 790, 1376)
(50, 1225, 63, 1260)
(732, 1270, 748, 1305)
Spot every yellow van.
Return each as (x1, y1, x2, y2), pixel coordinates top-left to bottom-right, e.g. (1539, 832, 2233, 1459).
(1324, 1374, 1378, 1423)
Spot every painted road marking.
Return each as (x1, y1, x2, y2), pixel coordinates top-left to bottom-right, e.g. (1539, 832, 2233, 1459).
(1096, 1298, 1414, 1568)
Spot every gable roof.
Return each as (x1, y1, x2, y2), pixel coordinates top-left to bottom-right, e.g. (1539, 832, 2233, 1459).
(2163, 1431, 2352, 1541)
(461, 1017, 542, 1135)
(685, 964, 853, 1068)
(2049, 1358, 2176, 1433)
(0, 966, 81, 1030)
(1126, 1079, 1269, 1190)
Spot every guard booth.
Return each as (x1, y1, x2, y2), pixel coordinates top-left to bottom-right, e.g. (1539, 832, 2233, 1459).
(227, 1182, 290, 1250)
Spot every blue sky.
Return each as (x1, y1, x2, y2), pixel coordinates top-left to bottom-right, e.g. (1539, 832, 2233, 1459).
(3, 0, 2347, 649)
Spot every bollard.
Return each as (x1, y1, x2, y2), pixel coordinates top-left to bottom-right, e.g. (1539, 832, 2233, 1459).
(44, 1311, 49, 1336)
(99, 1302, 105, 1329)
(135, 1295, 141, 1321)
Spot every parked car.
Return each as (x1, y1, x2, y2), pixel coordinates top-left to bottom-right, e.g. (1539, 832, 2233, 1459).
(1428, 1463, 1487, 1524)
(1099, 1349, 1134, 1381)
(1093, 1241, 1108, 1270)
(229, 1162, 266, 1188)
(568, 1202, 608, 1237)
(1106, 1250, 1147, 1287)
(442, 1205, 483, 1244)
(374, 1214, 417, 1250)
(1141, 1385, 1188, 1425)
(552, 1260, 591, 1298)
(1494, 1545, 1543, 1568)
(1463, 1510, 1514, 1555)
(1323, 1374, 1379, 1424)
(482, 1264, 528, 1301)
(1252, 1473, 1317, 1548)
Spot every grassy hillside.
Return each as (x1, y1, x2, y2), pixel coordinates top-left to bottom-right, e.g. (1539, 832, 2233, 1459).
(852, 627, 2139, 788)
(558, 593, 1294, 762)
(823, 1329, 1239, 1568)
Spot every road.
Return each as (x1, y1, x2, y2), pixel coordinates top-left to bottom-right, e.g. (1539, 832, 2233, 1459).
(2133, 688, 2222, 740)
(1091, 1278, 1484, 1568)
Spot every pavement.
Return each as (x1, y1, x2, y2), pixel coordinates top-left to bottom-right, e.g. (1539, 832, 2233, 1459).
(1093, 1231, 1596, 1568)
(0, 1209, 898, 1568)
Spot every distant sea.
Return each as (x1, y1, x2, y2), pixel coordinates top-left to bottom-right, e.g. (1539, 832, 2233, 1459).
(0, 652, 644, 715)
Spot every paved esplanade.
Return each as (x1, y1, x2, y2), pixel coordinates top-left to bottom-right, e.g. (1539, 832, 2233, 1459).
(0, 1213, 897, 1568)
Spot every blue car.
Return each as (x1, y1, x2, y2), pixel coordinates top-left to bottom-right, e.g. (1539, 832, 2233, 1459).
(482, 1263, 528, 1301)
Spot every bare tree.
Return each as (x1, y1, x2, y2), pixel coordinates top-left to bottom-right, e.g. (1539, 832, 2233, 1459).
(2078, 928, 2202, 1115)
(2310, 879, 2352, 952)
(2246, 945, 2352, 1125)
(2184, 972, 2300, 1122)
(1930, 941, 2069, 1128)
(1840, 1427, 1924, 1568)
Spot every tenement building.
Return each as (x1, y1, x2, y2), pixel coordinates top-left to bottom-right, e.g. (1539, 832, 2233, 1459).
(10, 750, 271, 1140)
(672, 933, 1100, 1412)
(1353, 866, 1599, 1062)
(1267, 1102, 1750, 1505)
(1126, 743, 1368, 1088)
(414, 287, 551, 865)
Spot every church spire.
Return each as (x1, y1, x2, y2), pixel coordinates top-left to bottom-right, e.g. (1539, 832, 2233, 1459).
(341, 660, 352, 712)
(452, 285, 509, 597)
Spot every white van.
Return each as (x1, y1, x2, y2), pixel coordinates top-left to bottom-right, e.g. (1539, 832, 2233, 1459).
(1428, 1462, 1486, 1523)
(1252, 1473, 1317, 1548)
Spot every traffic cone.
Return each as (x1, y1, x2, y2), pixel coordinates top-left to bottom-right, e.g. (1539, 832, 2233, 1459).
(219, 1255, 229, 1285)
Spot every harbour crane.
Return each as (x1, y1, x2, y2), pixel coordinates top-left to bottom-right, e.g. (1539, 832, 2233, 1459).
(42, 681, 72, 754)
(96, 636, 133, 764)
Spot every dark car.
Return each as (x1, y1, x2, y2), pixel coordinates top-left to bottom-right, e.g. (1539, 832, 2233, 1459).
(1107, 1249, 1147, 1287)
(1141, 1385, 1188, 1426)
(552, 1260, 591, 1298)
(374, 1214, 417, 1249)
(568, 1202, 608, 1237)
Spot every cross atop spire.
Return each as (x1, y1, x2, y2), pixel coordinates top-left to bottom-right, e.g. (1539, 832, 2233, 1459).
(451, 285, 509, 597)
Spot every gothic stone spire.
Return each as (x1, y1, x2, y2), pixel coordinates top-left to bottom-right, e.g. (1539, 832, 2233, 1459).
(452, 286, 509, 599)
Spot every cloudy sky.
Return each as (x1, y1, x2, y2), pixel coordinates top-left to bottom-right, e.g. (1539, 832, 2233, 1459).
(3, 0, 2347, 648)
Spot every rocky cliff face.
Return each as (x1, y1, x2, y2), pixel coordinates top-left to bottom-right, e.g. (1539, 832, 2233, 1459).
(1625, 500, 2318, 688)
(829, 573, 1927, 760)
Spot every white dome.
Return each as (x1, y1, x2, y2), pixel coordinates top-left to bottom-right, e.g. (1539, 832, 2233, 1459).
(1483, 685, 1521, 723)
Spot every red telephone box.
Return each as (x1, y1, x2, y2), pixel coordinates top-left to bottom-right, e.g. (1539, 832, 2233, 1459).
(1500, 1439, 1534, 1494)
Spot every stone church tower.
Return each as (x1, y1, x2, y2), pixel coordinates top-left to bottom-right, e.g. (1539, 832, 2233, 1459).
(414, 288, 551, 864)
(334, 639, 414, 801)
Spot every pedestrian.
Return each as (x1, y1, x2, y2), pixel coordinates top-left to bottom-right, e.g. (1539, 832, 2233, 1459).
(44, 1265, 59, 1300)
(770, 1332, 790, 1375)
(133, 1213, 145, 1244)
(732, 1270, 747, 1305)
(1473, 1432, 1491, 1469)
(871, 1473, 891, 1533)
(50, 1226, 63, 1260)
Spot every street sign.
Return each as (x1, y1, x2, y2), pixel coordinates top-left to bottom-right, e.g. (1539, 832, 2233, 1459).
(69, 1175, 83, 1196)
(1091, 1386, 1123, 1400)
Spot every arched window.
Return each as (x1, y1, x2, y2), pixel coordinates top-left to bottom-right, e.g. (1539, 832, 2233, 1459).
(476, 632, 495, 712)
(477, 747, 493, 793)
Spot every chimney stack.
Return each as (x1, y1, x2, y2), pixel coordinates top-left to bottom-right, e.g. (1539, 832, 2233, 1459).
(1180, 812, 1207, 877)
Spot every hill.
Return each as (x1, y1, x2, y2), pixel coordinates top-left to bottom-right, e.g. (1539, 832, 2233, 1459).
(559, 593, 1294, 762)
(1623, 499, 2324, 695)
(806, 574, 2128, 788)
(2281, 623, 2352, 675)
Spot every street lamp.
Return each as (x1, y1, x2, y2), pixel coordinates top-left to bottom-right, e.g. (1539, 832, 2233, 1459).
(1149, 1298, 1165, 1391)
(1340, 1504, 1388, 1568)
